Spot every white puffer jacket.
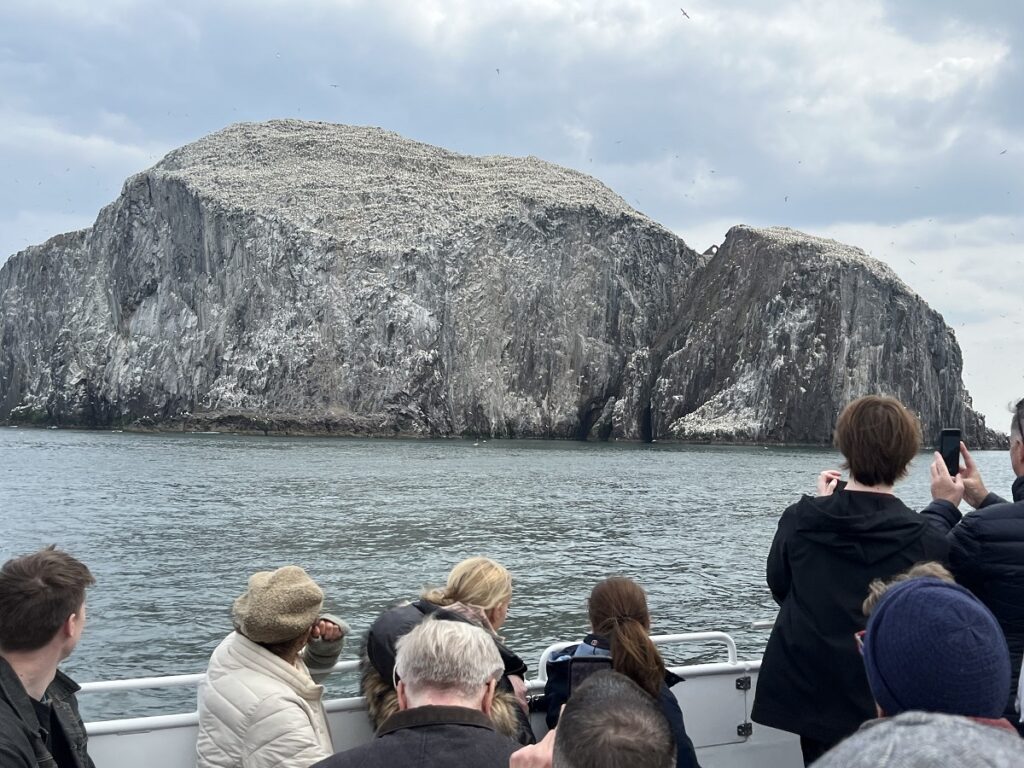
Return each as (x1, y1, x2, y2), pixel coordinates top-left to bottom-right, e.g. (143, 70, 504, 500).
(195, 627, 343, 768)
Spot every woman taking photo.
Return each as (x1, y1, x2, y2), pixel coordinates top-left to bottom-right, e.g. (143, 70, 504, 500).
(544, 576, 700, 768)
(750, 395, 949, 765)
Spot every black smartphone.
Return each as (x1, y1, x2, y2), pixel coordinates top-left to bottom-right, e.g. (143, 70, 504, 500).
(568, 656, 612, 695)
(939, 428, 961, 476)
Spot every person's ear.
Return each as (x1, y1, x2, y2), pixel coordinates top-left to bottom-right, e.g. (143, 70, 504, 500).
(481, 678, 497, 716)
(396, 680, 409, 711)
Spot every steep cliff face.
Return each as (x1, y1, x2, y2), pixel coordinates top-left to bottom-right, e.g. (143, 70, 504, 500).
(645, 226, 990, 445)
(0, 120, 996, 444)
(0, 121, 695, 438)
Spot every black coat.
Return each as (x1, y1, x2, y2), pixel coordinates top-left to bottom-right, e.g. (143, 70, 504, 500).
(0, 658, 95, 768)
(312, 705, 518, 768)
(750, 488, 949, 745)
(922, 475, 1024, 726)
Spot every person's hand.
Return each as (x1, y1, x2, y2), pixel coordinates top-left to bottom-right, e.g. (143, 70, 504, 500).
(958, 442, 989, 509)
(930, 452, 964, 506)
(510, 728, 555, 768)
(816, 470, 842, 496)
(311, 619, 345, 642)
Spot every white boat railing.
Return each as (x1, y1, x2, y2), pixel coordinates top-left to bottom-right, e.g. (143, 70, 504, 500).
(536, 630, 738, 680)
(81, 631, 748, 735)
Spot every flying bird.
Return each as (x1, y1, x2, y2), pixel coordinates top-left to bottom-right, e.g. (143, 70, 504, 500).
(1000, 149, 1008, 155)
(680, 8, 690, 18)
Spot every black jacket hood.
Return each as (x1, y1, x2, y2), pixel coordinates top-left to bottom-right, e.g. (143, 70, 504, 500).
(794, 489, 929, 565)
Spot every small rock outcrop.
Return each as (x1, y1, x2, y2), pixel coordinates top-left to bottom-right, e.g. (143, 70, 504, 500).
(0, 120, 999, 445)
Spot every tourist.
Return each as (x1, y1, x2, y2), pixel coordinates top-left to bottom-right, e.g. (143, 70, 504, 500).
(814, 711, 1024, 767)
(362, 556, 532, 743)
(513, 670, 676, 768)
(196, 565, 349, 768)
(861, 577, 1014, 729)
(924, 396, 1024, 735)
(542, 577, 699, 768)
(0, 546, 96, 768)
(313, 617, 518, 768)
(751, 395, 949, 765)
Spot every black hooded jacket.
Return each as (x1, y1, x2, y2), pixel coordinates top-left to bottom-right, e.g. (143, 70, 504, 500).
(922, 475, 1024, 728)
(750, 487, 949, 745)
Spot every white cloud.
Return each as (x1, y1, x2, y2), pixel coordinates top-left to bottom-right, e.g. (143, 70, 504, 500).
(0, 110, 167, 168)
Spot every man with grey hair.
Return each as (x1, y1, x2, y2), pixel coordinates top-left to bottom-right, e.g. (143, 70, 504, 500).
(926, 395, 1024, 735)
(312, 617, 518, 768)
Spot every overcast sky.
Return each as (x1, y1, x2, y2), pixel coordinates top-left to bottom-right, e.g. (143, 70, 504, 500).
(1, 0, 1021, 431)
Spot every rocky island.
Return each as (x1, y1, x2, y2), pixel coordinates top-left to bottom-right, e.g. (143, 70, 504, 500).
(0, 120, 999, 445)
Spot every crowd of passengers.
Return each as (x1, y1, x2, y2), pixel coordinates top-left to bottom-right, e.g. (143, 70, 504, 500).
(2, 394, 1024, 768)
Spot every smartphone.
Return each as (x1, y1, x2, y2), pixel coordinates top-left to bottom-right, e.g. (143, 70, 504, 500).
(939, 428, 961, 476)
(568, 656, 613, 695)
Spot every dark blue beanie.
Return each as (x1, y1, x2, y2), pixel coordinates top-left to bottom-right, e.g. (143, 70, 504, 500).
(863, 577, 1011, 718)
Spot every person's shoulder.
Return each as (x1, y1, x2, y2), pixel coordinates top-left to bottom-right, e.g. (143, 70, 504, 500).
(961, 499, 1024, 537)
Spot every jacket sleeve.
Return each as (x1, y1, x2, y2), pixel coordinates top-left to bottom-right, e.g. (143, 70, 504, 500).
(945, 512, 985, 588)
(920, 499, 962, 535)
(766, 505, 797, 605)
(301, 613, 349, 684)
(978, 491, 1009, 508)
(243, 698, 331, 768)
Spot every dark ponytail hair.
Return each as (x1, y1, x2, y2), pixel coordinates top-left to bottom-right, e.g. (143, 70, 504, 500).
(587, 577, 665, 698)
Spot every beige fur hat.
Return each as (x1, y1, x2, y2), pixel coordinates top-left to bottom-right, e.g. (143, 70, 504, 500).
(232, 565, 324, 643)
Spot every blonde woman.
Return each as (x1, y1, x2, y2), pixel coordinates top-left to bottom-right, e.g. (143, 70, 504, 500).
(361, 557, 534, 744)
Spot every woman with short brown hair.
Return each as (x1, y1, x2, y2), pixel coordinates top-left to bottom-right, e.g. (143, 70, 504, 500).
(750, 395, 949, 766)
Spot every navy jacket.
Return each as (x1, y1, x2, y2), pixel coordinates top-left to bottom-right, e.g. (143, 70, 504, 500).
(922, 475, 1024, 727)
(312, 705, 518, 768)
(0, 657, 95, 768)
(751, 488, 949, 745)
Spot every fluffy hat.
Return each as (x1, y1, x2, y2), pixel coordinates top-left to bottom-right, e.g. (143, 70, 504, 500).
(862, 577, 1011, 718)
(232, 566, 324, 644)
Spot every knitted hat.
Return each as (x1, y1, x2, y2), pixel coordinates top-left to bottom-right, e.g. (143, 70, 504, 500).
(815, 711, 1024, 768)
(232, 566, 324, 644)
(862, 577, 1011, 718)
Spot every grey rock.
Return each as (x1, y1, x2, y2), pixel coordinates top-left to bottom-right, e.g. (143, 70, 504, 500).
(0, 120, 1000, 446)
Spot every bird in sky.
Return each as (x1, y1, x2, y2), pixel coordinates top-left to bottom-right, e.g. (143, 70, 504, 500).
(680, 8, 690, 18)
(1000, 149, 1008, 155)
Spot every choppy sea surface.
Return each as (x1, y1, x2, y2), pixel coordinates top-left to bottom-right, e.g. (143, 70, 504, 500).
(0, 427, 1015, 721)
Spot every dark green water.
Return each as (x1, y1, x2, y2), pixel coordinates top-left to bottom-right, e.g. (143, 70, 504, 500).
(0, 427, 1015, 720)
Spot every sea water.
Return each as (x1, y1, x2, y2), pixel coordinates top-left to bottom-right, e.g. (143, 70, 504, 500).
(0, 427, 1015, 720)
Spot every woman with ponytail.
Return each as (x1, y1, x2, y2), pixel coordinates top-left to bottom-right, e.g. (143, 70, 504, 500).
(543, 577, 700, 768)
